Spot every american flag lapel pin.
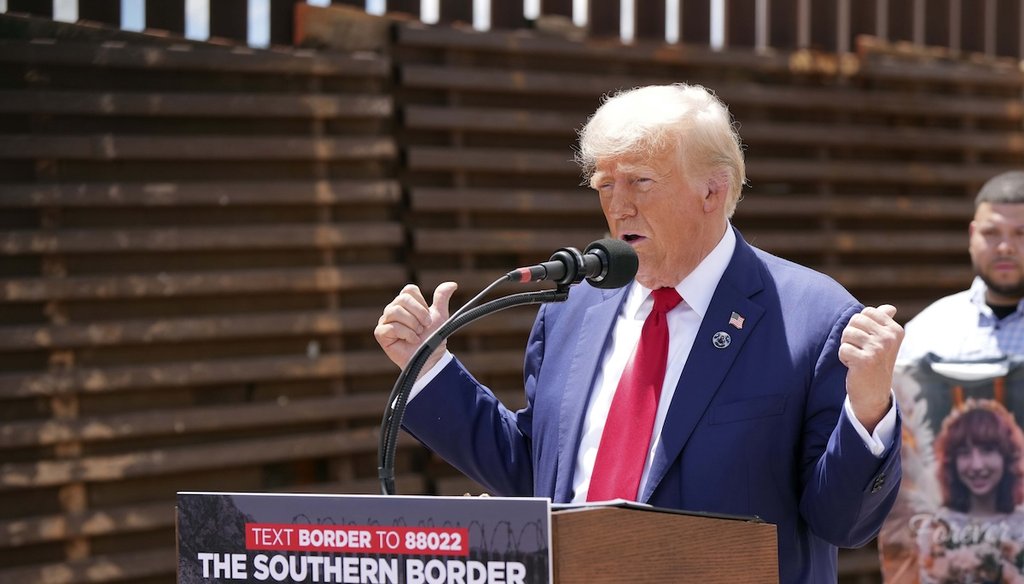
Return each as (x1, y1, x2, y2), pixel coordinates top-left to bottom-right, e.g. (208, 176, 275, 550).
(729, 311, 745, 330)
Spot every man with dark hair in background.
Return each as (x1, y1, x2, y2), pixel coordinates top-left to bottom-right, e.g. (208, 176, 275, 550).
(885, 171, 1024, 584)
(900, 171, 1024, 362)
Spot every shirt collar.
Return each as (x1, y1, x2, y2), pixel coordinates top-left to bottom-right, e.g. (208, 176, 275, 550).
(969, 275, 1024, 317)
(623, 226, 736, 320)
(969, 276, 988, 309)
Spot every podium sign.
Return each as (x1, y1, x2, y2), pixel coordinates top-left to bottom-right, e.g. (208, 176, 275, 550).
(177, 492, 552, 584)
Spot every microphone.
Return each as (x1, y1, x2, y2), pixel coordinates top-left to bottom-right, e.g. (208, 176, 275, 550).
(507, 238, 638, 289)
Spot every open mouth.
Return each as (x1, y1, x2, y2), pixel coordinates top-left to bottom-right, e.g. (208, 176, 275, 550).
(622, 234, 645, 243)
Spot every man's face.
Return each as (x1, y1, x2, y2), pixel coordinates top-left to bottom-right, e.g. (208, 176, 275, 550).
(591, 150, 724, 289)
(969, 202, 1024, 305)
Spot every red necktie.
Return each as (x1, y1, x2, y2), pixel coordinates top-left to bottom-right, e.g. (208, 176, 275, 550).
(588, 287, 682, 501)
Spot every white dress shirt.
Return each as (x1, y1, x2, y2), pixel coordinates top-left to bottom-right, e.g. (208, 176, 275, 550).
(898, 276, 1024, 363)
(570, 227, 738, 501)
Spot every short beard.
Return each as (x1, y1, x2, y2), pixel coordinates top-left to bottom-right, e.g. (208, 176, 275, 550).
(979, 271, 1024, 303)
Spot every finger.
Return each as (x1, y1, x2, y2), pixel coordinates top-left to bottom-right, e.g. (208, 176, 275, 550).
(841, 325, 871, 348)
(386, 286, 432, 326)
(857, 304, 898, 326)
(844, 315, 903, 350)
(837, 342, 864, 366)
(380, 303, 428, 334)
(844, 312, 884, 336)
(374, 321, 422, 345)
(401, 283, 429, 309)
(846, 308, 896, 333)
(379, 295, 431, 330)
(432, 282, 459, 319)
(877, 304, 897, 319)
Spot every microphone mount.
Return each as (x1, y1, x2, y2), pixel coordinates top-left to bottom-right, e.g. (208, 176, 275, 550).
(377, 238, 636, 495)
(378, 283, 570, 496)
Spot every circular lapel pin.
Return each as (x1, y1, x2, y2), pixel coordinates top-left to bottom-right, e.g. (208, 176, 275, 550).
(712, 331, 732, 349)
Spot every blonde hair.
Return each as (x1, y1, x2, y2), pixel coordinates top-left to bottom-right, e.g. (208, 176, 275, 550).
(576, 84, 746, 217)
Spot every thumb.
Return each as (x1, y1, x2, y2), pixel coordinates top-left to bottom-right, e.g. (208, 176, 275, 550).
(432, 282, 459, 319)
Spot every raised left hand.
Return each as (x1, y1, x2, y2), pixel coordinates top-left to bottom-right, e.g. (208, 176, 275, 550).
(838, 304, 904, 433)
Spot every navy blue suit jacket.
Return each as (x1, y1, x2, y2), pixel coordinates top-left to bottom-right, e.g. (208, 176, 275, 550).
(404, 229, 901, 583)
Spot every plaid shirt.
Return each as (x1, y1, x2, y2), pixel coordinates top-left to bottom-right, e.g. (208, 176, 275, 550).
(898, 277, 1024, 363)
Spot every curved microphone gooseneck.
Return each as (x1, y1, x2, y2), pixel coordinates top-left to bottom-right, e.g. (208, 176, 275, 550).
(377, 286, 570, 496)
(377, 238, 638, 495)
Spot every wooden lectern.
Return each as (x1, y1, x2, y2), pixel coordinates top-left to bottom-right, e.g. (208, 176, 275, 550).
(552, 505, 778, 583)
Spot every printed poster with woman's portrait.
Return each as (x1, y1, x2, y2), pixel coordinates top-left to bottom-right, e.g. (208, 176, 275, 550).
(880, 355, 1024, 584)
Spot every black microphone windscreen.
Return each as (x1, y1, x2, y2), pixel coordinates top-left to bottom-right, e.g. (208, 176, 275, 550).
(585, 238, 638, 289)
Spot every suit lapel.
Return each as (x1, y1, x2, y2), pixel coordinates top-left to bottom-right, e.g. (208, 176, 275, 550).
(552, 286, 628, 501)
(641, 233, 766, 502)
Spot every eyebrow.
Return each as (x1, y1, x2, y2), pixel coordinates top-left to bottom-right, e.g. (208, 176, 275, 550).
(589, 173, 609, 189)
(589, 163, 659, 188)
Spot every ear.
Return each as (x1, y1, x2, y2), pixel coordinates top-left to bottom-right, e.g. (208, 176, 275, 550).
(702, 171, 729, 214)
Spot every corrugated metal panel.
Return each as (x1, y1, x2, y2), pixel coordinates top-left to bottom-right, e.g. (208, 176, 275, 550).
(0, 13, 418, 583)
(2, 7, 1023, 583)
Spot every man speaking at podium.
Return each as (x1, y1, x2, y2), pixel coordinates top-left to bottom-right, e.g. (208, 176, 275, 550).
(375, 84, 904, 583)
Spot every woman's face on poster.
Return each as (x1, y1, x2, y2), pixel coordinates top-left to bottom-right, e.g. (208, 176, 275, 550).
(956, 442, 1005, 499)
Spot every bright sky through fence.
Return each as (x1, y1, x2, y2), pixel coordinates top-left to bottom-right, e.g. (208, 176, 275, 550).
(185, 0, 209, 41)
(5, 0, 727, 49)
(122, 0, 143, 31)
(249, 0, 269, 47)
(54, 0, 75, 22)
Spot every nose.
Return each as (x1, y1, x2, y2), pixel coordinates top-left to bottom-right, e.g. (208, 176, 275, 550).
(603, 181, 636, 219)
(997, 237, 1017, 255)
(966, 447, 986, 469)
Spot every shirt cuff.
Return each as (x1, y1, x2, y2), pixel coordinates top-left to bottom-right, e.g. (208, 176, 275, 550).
(844, 392, 897, 458)
(407, 350, 454, 401)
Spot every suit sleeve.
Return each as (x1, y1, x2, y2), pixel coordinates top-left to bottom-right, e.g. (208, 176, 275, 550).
(798, 302, 903, 548)
(399, 304, 549, 497)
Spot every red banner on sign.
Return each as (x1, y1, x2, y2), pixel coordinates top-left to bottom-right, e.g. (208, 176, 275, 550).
(245, 523, 470, 557)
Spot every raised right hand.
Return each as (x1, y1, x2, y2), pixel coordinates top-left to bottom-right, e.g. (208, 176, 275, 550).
(374, 282, 459, 371)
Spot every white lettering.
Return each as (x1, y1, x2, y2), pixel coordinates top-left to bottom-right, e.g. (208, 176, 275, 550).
(268, 555, 289, 581)
(378, 558, 399, 584)
(506, 562, 526, 584)
(399, 560, 528, 584)
(252, 554, 269, 581)
(468, 561, 487, 584)
(407, 558, 425, 584)
(487, 561, 505, 584)
(910, 512, 1015, 547)
(306, 556, 325, 582)
(197, 552, 247, 579)
(324, 556, 345, 582)
(299, 528, 373, 550)
(445, 559, 466, 584)
(344, 556, 360, 581)
(424, 559, 446, 584)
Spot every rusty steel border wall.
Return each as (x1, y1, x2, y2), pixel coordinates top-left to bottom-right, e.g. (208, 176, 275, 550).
(2, 9, 1023, 583)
